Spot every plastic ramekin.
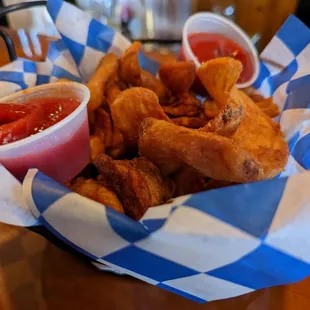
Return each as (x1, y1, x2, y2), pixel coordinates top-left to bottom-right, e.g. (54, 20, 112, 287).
(0, 82, 90, 183)
(182, 12, 259, 88)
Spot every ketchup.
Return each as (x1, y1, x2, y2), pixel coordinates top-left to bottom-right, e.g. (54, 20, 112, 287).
(184, 32, 254, 84)
(0, 98, 80, 145)
(0, 97, 90, 183)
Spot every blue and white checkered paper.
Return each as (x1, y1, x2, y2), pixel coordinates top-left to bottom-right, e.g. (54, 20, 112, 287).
(0, 38, 81, 98)
(1, 0, 310, 303)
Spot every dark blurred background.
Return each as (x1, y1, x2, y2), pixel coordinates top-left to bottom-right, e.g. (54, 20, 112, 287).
(0, 0, 307, 52)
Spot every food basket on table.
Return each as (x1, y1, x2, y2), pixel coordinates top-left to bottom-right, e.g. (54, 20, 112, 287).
(0, 0, 310, 303)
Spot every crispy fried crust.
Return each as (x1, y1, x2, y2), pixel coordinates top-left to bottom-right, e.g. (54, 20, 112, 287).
(159, 61, 196, 93)
(94, 154, 173, 219)
(201, 98, 243, 137)
(106, 127, 126, 159)
(232, 88, 288, 178)
(204, 179, 235, 190)
(172, 116, 206, 129)
(87, 53, 119, 112)
(203, 100, 220, 119)
(105, 74, 127, 106)
(118, 42, 168, 101)
(94, 154, 151, 219)
(256, 97, 280, 118)
(197, 57, 242, 107)
(172, 166, 205, 196)
(119, 41, 142, 86)
(139, 118, 264, 182)
(162, 93, 202, 117)
(67, 178, 124, 213)
(90, 135, 105, 162)
(141, 69, 167, 101)
(94, 108, 113, 147)
(198, 58, 288, 178)
(132, 157, 174, 205)
(111, 87, 170, 147)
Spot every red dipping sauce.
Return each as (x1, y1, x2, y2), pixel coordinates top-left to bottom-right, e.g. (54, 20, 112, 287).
(0, 98, 80, 145)
(0, 97, 90, 183)
(181, 32, 254, 84)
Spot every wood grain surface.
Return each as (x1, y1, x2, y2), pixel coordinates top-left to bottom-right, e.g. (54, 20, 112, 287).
(0, 223, 310, 310)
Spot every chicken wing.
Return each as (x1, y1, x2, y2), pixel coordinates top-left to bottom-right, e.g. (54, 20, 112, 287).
(94, 108, 113, 148)
(90, 135, 105, 162)
(139, 118, 264, 182)
(172, 116, 206, 129)
(197, 58, 288, 178)
(67, 177, 124, 213)
(110, 87, 170, 148)
(197, 57, 242, 107)
(94, 154, 173, 219)
(87, 53, 119, 112)
(171, 166, 205, 196)
(141, 69, 167, 101)
(256, 97, 280, 118)
(119, 41, 142, 86)
(201, 99, 243, 137)
(105, 74, 127, 106)
(119, 42, 167, 101)
(159, 61, 196, 94)
(162, 93, 202, 117)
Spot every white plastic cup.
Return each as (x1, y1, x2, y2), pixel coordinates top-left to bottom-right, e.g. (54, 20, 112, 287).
(182, 12, 259, 88)
(0, 82, 90, 183)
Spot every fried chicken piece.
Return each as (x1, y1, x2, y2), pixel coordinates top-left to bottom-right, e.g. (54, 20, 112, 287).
(242, 87, 265, 102)
(87, 53, 119, 113)
(198, 58, 244, 137)
(256, 97, 280, 118)
(110, 87, 170, 148)
(204, 179, 235, 190)
(242, 88, 280, 118)
(201, 99, 243, 137)
(119, 41, 142, 86)
(105, 74, 127, 106)
(94, 108, 113, 148)
(197, 57, 242, 108)
(106, 127, 126, 159)
(197, 58, 288, 178)
(162, 93, 202, 117)
(159, 61, 196, 94)
(163, 104, 201, 117)
(94, 154, 173, 220)
(141, 69, 167, 101)
(172, 166, 205, 196)
(172, 116, 206, 128)
(119, 42, 168, 101)
(94, 155, 151, 219)
(139, 118, 264, 182)
(90, 135, 105, 162)
(232, 89, 288, 178)
(203, 100, 220, 119)
(132, 157, 175, 205)
(68, 177, 124, 213)
(94, 106, 126, 159)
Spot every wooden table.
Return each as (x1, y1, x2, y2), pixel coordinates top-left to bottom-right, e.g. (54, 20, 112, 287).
(0, 223, 310, 310)
(0, 28, 310, 310)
